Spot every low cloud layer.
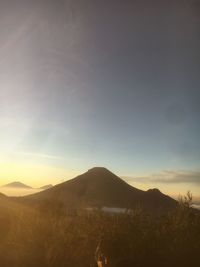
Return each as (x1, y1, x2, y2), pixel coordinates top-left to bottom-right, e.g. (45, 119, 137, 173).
(124, 170, 200, 185)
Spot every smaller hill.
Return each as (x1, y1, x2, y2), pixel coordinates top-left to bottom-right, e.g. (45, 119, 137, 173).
(39, 184, 53, 190)
(2, 182, 32, 189)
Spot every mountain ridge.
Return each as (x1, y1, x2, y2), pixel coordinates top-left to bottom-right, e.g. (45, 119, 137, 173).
(25, 167, 177, 214)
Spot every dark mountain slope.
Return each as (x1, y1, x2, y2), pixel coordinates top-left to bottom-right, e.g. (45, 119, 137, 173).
(0, 192, 6, 198)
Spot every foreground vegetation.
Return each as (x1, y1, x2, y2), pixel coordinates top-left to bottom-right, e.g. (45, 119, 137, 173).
(0, 193, 199, 267)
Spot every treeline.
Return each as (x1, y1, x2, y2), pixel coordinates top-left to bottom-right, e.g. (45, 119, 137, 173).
(0, 193, 199, 267)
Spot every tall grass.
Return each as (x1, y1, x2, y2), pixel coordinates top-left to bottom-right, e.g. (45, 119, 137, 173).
(0, 194, 199, 267)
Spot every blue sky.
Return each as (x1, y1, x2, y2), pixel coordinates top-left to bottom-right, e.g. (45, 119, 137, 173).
(0, 0, 199, 196)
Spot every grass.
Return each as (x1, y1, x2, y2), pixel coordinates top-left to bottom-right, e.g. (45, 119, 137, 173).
(0, 193, 199, 267)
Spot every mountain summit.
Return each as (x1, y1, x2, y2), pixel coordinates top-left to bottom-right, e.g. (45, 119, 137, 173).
(26, 167, 177, 213)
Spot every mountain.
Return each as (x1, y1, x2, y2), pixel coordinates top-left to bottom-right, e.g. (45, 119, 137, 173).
(2, 182, 32, 189)
(39, 184, 53, 190)
(26, 167, 177, 214)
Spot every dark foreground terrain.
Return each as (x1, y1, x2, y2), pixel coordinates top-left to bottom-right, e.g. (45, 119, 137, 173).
(0, 192, 199, 267)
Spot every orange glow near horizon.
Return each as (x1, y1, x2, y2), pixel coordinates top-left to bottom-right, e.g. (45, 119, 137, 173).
(0, 162, 79, 188)
(0, 162, 199, 200)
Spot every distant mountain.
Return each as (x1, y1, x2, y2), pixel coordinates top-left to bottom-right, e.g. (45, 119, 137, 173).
(2, 182, 32, 189)
(26, 167, 177, 214)
(39, 184, 53, 190)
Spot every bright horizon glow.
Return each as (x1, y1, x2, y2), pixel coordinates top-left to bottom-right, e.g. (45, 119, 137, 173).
(0, 161, 79, 188)
(0, 159, 199, 200)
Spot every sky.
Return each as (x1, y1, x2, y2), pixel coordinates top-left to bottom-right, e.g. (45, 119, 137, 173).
(0, 0, 199, 198)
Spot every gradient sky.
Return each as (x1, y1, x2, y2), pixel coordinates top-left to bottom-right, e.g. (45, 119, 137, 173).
(0, 0, 199, 197)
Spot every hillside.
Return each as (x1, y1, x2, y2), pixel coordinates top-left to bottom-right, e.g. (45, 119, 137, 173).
(26, 167, 177, 213)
